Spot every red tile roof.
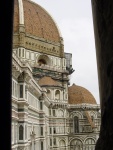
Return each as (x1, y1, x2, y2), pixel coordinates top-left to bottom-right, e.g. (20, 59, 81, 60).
(13, 0, 60, 43)
(68, 84, 97, 104)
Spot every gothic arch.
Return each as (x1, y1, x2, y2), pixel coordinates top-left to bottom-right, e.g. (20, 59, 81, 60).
(69, 138, 83, 144)
(69, 138, 83, 150)
(70, 111, 83, 119)
(59, 139, 66, 149)
(84, 137, 96, 144)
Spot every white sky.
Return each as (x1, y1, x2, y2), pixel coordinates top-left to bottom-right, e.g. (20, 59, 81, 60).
(32, 0, 100, 104)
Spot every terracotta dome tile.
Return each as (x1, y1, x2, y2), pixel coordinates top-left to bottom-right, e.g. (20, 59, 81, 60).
(68, 84, 97, 104)
(13, 0, 61, 43)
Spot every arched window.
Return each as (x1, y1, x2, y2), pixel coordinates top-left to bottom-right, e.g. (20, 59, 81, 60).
(53, 109, 56, 116)
(19, 125, 24, 140)
(59, 140, 66, 150)
(85, 138, 95, 150)
(70, 139, 83, 150)
(58, 109, 64, 117)
(74, 116, 79, 133)
(38, 59, 46, 66)
(47, 90, 51, 99)
(19, 84, 23, 98)
(19, 48, 21, 57)
(40, 101, 43, 110)
(55, 90, 60, 100)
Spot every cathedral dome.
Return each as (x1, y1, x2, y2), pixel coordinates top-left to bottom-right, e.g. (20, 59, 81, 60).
(68, 84, 97, 104)
(14, 0, 61, 43)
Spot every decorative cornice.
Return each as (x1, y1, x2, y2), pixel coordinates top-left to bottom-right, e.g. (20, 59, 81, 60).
(68, 103, 100, 110)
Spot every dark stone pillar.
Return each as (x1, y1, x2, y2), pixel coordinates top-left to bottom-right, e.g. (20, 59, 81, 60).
(91, 0, 113, 149)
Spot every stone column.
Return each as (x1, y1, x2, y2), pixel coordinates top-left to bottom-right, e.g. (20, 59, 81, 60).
(91, 0, 113, 149)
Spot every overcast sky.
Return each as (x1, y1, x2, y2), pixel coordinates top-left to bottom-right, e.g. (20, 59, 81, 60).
(32, 0, 100, 104)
